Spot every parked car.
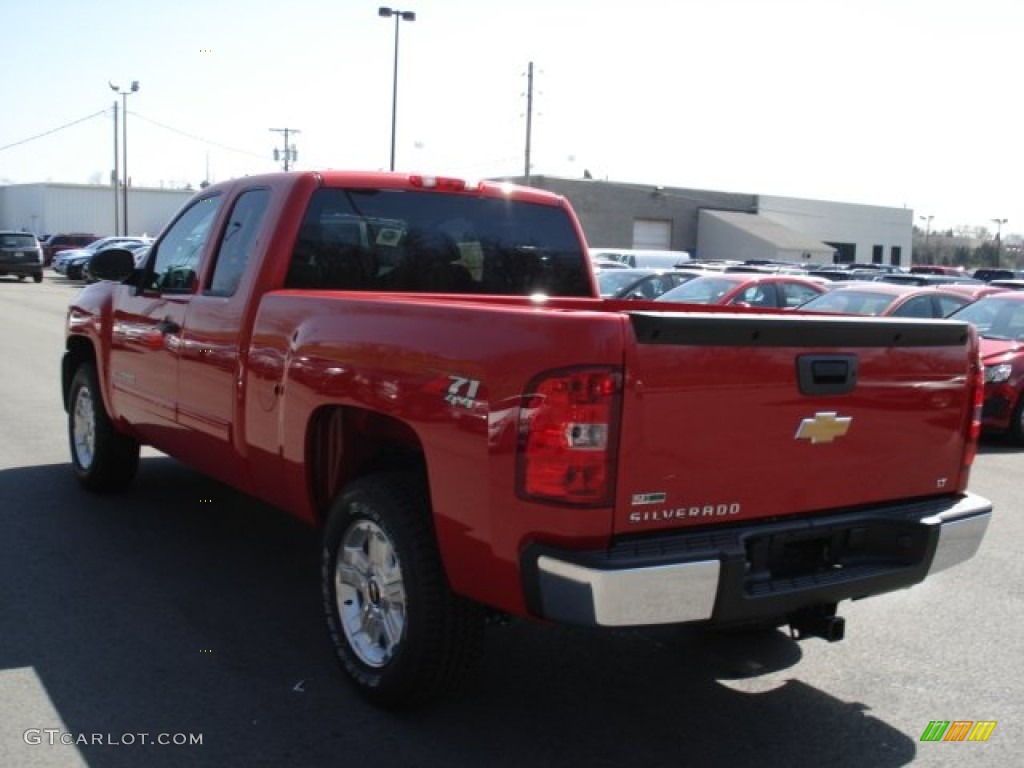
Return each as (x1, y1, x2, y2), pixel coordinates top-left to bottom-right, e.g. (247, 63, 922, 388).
(55, 237, 151, 278)
(910, 265, 967, 276)
(597, 268, 705, 299)
(806, 268, 885, 282)
(989, 279, 1024, 291)
(0, 230, 44, 283)
(591, 258, 629, 272)
(972, 268, 1018, 283)
(793, 282, 996, 318)
(84, 242, 152, 283)
(41, 233, 98, 267)
(655, 273, 828, 308)
(946, 292, 1024, 442)
(879, 273, 984, 287)
(589, 248, 691, 269)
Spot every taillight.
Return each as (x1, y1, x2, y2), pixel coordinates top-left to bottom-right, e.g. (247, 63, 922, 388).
(517, 367, 622, 505)
(960, 353, 984, 488)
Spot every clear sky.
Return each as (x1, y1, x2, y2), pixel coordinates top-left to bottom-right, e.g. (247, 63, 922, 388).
(1, 0, 1020, 235)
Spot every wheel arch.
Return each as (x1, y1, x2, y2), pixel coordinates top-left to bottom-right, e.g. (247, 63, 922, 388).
(62, 336, 98, 413)
(306, 404, 428, 526)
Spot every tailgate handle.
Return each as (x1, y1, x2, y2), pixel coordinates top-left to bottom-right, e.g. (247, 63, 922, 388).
(797, 354, 858, 395)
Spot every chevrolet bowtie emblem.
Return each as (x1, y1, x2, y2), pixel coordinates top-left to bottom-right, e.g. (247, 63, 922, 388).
(795, 412, 852, 444)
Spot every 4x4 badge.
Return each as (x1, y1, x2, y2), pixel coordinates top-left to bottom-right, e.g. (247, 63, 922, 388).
(795, 412, 852, 444)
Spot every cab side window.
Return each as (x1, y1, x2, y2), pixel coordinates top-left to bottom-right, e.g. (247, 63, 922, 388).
(147, 195, 222, 293)
(207, 190, 270, 297)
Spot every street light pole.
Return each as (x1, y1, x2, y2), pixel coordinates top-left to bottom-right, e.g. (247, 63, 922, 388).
(110, 80, 139, 235)
(992, 218, 1008, 267)
(918, 214, 933, 263)
(378, 7, 416, 171)
(111, 99, 119, 235)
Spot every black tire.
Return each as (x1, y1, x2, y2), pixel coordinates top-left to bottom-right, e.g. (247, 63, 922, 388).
(68, 362, 140, 492)
(1009, 395, 1024, 446)
(32, 273, 43, 283)
(322, 472, 485, 709)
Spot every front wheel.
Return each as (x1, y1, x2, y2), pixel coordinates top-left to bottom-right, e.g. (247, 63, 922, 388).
(1009, 394, 1024, 445)
(68, 362, 140, 492)
(322, 472, 484, 709)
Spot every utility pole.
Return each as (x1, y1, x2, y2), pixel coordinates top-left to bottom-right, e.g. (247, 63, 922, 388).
(992, 218, 1008, 267)
(270, 128, 300, 171)
(112, 100, 120, 235)
(524, 61, 534, 184)
(378, 7, 416, 171)
(110, 80, 139, 234)
(917, 214, 933, 265)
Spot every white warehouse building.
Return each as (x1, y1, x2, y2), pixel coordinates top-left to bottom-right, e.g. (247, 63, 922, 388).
(0, 182, 193, 239)
(504, 176, 914, 267)
(3, 177, 915, 269)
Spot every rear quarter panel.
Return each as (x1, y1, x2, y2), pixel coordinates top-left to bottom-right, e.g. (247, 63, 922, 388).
(244, 292, 628, 614)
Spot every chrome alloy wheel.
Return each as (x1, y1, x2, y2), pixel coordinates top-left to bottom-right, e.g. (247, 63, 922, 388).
(72, 386, 97, 469)
(335, 518, 407, 668)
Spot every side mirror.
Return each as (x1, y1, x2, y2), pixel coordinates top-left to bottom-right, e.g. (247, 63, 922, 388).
(87, 248, 136, 282)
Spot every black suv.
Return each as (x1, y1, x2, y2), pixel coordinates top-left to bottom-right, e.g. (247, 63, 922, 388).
(0, 231, 44, 283)
(972, 268, 1017, 283)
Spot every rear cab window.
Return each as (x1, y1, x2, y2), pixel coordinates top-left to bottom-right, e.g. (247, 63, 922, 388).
(285, 188, 591, 296)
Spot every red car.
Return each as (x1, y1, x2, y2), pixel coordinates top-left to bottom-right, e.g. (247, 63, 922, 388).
(947, 292, 1024, 442)
(41, 232, 98, 267)
(794, 281, 1001, 318)
(655, 273, 828, 308)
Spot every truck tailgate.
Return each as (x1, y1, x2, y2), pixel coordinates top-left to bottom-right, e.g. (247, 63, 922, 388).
(614, 311, 975, 535)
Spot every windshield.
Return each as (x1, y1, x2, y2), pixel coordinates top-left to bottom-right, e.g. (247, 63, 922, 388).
(797, 290, 897, 316)
(656, 276, 739, 304)
(949, 297, 1024, 341)
(597, 270, 649, 297)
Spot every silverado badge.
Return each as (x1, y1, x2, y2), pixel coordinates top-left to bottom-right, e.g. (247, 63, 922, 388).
(795, 412, 852, 444)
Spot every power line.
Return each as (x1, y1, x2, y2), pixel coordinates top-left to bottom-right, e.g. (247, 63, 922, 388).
(0, 110, 108, 153)
(131, 112, 268, 160)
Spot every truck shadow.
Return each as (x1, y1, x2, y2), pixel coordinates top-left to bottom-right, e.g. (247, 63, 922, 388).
(0, 458, 916, 768)
(977, 434, 1024, 454)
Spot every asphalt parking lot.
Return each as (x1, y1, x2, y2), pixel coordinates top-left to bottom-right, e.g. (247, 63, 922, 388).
(1, 273, 1021, 768)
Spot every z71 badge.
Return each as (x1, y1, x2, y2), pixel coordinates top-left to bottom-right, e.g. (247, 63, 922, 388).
(445, 376, 482, 409)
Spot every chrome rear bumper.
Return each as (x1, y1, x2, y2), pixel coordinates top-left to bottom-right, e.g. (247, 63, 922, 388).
(525, 492, 992, 627)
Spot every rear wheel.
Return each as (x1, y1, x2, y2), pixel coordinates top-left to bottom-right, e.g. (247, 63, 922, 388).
(68, 362, 140, 491)
(1010, 394, 1024, 445)
(32, 273, 43, 283)
(322, 472, 484, 709)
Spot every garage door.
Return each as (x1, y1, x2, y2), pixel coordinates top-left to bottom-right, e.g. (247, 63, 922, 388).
(632, 219, 672, 250)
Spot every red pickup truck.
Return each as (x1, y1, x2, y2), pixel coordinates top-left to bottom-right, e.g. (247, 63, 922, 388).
(64, 171, 992, 708)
